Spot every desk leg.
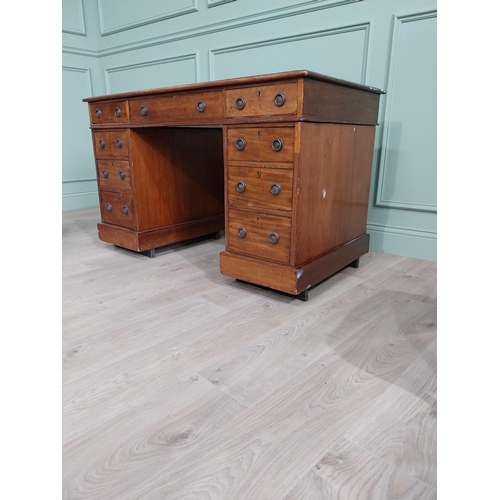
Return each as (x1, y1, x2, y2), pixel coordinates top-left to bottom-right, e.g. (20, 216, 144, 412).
(142, 248, 156, 258)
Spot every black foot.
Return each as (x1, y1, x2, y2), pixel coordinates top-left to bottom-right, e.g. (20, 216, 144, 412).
(142, 248, 156, 258)
(212, 231, 222, 240)
(349, 258, 360, 269)
(296, 290, 309, 301)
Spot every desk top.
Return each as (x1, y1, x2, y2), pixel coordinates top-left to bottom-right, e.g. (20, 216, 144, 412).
(83, 70, 384, 127)
(83, 70, 384, 103)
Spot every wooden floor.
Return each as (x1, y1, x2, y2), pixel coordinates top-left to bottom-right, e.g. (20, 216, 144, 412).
(62, 208, 437, 500)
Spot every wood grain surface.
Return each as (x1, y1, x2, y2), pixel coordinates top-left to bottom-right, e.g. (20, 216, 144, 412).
(63, 208, 437, 499)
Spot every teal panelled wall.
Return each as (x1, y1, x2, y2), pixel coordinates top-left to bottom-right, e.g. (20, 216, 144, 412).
(62, 0, 437, 260)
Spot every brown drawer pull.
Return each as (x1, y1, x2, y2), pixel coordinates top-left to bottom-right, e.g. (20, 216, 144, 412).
(272, 138, 283, 152)
(106, 203, 112, 211)
(123, 206, 129, 215)
(114, 107, 121, 117)
(102, 169, 108, 179)
(196, 100, 206, 112)
(235, 97, 246, 110)
(236, 180, 246, 193)
(95, 109, 102, 118)
(99, 139, 105, 148)
(119, 170, 125, 180)
(116, 139, 122, 148)
(270, 183, 281, 196)
(269, 232, 279, 244)
(238, 227, 247, 238)
(140, 105, 148, 116)
(274, 92, 286, 107)
(235, 138, 246, 150)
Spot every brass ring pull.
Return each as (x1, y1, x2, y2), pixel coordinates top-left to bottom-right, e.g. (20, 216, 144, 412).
(140, 105, 148, 116)
(123, 206, 129, 215)
(235, 97, 246, 110)
(270, 183, 281, 196)
(99, 139, 105, 148)
(272, 138, 283, 152)
(235, 138, 246, 150)
(95, 109, 102, 118)
(116, 139, 122, 148)
(238, 227, 247, 238)
(269, 232, 279, 244)
(274, 92, 286, 107)
(102, 170, 108, 179)
(196, 100, 206, 112)
(236, 181, 246, 193)
(119, 170, 125, 180)
(114, 107, 121, 117)
(106, 203, 112, 211)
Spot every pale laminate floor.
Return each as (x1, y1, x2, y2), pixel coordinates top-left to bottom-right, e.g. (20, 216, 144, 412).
(62, 208, 437, 500)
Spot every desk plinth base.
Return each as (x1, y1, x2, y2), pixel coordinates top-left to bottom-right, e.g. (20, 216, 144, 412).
(220, 233, 370, 298)
(97, 214, 224, 253)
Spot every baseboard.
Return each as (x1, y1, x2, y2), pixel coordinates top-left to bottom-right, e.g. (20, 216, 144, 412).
(367, 223, 436, 261)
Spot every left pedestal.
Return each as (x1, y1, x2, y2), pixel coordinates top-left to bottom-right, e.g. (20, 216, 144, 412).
(92, 126, 225, 254)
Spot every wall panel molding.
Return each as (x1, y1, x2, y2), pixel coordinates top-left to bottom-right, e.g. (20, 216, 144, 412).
(209, 22, 371, 82)
(95, 0, 362, 57)
(62, 0, 86, 36)
(104, 53, 199, 94)
(208, 0, 237, 7)
(375, 10, 437, 213)
(98, 0, 199, 36)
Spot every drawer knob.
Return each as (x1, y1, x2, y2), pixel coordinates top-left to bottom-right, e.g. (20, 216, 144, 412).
(236, 180, 246, 193)
(95, 109, 102, 118)
(123, 206, 129, 215)
(235, 138, 246, 150)
(106, 203, 112, 211)
(102, 169, 108, 179)
(140, 105, 148, 116)
(116, 139, 123, 148)
(114, 107, 121, 117)
(196, 100, 206, 112)
(235, 97, 246, 110)
(272, 138, 283, 152)
(238, 227, 247, 238)
(269, 232, 280, 244)
(274, 92, 286, 107)
(270, 183, 281, 196)
(99, 139, 105, 148)
(119, 170, 125, 180)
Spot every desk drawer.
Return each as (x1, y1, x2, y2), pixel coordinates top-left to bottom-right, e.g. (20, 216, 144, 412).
(227, 208, 291, 264)
(129, 91, 223, 123)
(90, 101, 129, 124)
(99, 191, 136, 229)
(228, 165, 293, 211)
(227, 127, 295, 163)
(226, 82, 298, 118)
(93, 130, 130, 158)
(97, 160, 132, 193)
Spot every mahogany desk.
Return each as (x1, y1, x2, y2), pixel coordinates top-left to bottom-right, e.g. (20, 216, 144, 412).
(83, 70, 384, 300)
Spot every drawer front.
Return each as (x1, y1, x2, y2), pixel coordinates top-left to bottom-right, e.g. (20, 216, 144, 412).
(93, 130, 130, 158)
(226, 82, 298, 117)
(227, 208, 291, 264)
(228, 166, 293, 211)
(90, 101, 129, 124)
(97, 160, 132, 193)
(100, 191, 136, 229)
(227, 127, 295, 163)
(129, 91, 223, 123)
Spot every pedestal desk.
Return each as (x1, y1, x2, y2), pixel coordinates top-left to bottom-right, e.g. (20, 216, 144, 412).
(83, 70, 384, 300)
